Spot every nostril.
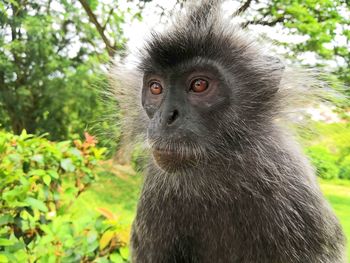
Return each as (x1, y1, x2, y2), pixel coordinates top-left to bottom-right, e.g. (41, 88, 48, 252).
(167, 109, 179, 125)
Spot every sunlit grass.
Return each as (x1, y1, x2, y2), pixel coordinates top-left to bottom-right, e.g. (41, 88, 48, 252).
(319, 179, 350, 261)
(69, 163, 141, 225)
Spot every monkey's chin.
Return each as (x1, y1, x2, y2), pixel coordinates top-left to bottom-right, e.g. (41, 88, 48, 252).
(152, 149, 197, 173)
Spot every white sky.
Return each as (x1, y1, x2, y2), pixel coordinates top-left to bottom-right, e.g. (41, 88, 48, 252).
(120, 0, 314, 67)
(49, 0, 349, 69)
(120, 1, 307, 48)
(121, 0, 242, 50)
(119, 0, 349, 69)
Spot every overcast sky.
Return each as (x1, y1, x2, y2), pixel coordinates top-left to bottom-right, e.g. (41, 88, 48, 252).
(119, 0, 349, 68)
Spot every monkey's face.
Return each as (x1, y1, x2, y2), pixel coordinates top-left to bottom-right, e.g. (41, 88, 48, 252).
(141, 61, 232, 172)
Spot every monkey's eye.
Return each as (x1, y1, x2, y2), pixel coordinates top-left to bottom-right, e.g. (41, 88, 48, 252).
(190, 79, 208, 93)
(150, 82, 163, 95)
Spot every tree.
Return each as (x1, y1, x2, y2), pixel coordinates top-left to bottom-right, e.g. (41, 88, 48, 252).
(0, 0, 131, 140)
(237, 0, 350, 102)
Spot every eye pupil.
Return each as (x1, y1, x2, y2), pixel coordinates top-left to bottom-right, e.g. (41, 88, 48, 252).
(150, 82, 162, 95)
(191, 79, 208, 93)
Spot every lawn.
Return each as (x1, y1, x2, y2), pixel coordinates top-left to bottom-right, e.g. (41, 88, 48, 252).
(71, 164, 350, 262)
(319, 179, 350, 261)
(69, 163, 142, 227)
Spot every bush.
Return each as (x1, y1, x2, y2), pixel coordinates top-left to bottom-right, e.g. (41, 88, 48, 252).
(0, 130, 129, 262)
(303, 122, 350, 180)
(305, 145, 340, 180)
(339, 155, 350, 180)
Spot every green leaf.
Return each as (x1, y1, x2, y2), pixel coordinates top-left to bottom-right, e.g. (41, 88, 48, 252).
(8, 154, 21, 164)
(25, 197, 48, 212)
(0, 238, 15, 246)
(70, 148, 82, 158)
(0, 215, 14, 226)
(120, 246, 130, 259)
(87, 231, 98, 244)
(19, 129, 29, 140)
(31, 154, 44, 164)
(28, 169, 46, 177)
(87, 0, 98, 11)
(43, 175, 51, 185)
(7, 0, 19, 7)
(0, 2, 6, 13)
(0, 254, 8, 263)
(109, 253, 124, 263)
(60, 158, 75, 172)
(47, 170, 59, 179)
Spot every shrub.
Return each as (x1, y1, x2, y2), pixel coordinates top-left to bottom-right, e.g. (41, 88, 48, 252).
(305, 145, 340, 180)
(0, 130, 129, 262)
(303, 122, 350, 180)
(339, 155, 350, 180)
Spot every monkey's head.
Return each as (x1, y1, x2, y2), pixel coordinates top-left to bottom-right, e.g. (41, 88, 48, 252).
(138, 1, 285, 172)
(111, 1, 314, 174)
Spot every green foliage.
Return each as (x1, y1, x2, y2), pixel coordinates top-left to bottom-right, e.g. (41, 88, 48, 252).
(339, 155, 350, 180)
(245, 0, 348, 57)
(304, 122, 350, 180)
(244, 0, 350, 107)
(277, 0, 342, 58)
(0, 0, 128, 141)
(305, 145, 339, 179)
(0, 130, 129, 262)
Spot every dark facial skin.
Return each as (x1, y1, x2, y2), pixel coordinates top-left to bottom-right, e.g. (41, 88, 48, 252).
(142, 61, 231, 172)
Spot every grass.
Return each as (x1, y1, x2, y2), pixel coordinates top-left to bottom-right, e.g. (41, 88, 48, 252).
(319, 179, 350, 261)
(71, 166, 350, 262)
(69, 163, 142, 226)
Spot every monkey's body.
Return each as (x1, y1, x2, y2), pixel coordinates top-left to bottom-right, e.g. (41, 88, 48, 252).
(110, 1, 346, 262)
(131, 130, 344, 263)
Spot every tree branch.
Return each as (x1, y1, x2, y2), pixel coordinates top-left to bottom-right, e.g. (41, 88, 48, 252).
(234, 0, 253, 16)
(242, 16, 285, 28)
(102, 8, 114, 31)
(78, 0, 115, 57)
(47, 0, 52, 15)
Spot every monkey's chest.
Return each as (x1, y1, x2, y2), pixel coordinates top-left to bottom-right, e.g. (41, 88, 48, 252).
(132, 193, 308, 263)
(132, 197, 241, 262)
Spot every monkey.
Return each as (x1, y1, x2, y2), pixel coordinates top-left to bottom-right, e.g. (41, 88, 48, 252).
(109, 0, 346, 262)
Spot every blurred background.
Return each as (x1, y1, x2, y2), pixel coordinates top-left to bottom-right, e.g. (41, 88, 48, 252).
(0, 0, 349, 262)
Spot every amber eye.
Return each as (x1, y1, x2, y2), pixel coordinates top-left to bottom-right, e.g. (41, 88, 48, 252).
(150, 82, 163, 95)
(190, 79, 208, 93)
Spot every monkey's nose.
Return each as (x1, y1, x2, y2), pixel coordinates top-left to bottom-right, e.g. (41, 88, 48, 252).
(167, 109, 179, 126)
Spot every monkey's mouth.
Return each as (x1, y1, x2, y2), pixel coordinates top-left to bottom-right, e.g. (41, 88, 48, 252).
(152, 147, 192, 160)
(150, 143, 201, 172)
